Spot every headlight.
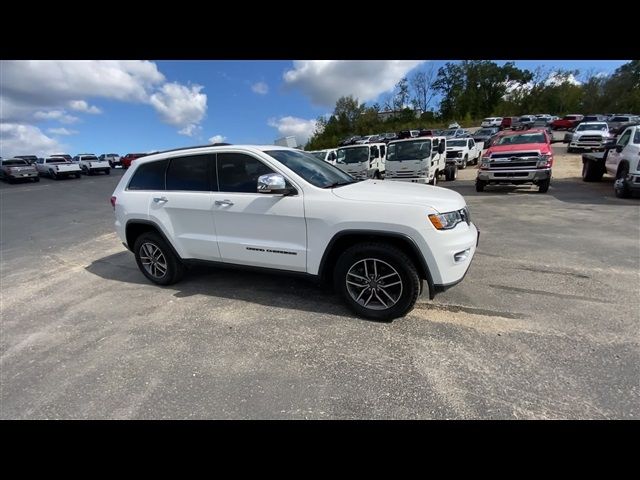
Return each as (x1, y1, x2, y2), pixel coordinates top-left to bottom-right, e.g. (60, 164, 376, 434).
(537, 154, 553, 168)
(428, 210, 464, 230)
(417, 168, 427, 175)
(480, 157, 491, 169)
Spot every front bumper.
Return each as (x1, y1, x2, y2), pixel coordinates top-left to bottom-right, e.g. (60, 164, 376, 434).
(570, 141, 608, 150)
(428, 221, 478, 289)
(477, 168, 551, 182)
(8, 171, 38, 179)
(385, 176, 429, 184)
(625, 173, 640, 191)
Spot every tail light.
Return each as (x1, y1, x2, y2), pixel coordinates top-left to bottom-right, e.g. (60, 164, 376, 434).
(110, 196, 117, 210)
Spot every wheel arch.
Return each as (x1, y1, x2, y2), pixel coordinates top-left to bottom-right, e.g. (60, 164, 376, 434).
(318, 230, 435, 299)
(616, 160, 630, 178)
(125, 219, 182, 260)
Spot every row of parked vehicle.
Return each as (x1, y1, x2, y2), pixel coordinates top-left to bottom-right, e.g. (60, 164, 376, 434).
(0, 152, 151, 184)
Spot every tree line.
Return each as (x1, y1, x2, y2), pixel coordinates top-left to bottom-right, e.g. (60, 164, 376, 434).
(305, 60, 639, 150)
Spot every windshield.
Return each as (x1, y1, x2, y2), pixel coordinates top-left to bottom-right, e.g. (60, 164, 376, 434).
(82, 156, 99, 161)
(496, 133, 546, 145)
(336, 146, 369, 164)
(265, 149, 354, 188)
(476, 129, 494, 136)
(3, 159, 28, 166)
(442, 129, 458, 136)
(309, 151, 327, 161)
(46, 158, 67, 164)
(577, 123, 607, 131)
(448, 139, 468, 147)
(387, 140, 431, 162)
(610, 116, 629, 122)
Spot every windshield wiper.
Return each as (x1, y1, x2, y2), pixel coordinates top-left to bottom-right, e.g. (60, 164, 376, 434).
(323, 180, 356, 189)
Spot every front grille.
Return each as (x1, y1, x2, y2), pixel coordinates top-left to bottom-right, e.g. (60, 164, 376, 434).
(394, 171, 417, 177)
(577, 135, 603, 142)
(492, 172, 530, 177)
(446, 151, 461, 159)
(489, 161, 538, 169)
(491, 151, 539, 159)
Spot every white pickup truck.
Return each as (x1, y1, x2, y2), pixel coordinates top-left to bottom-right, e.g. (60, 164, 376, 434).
(581, 125, 640, 198)
(35, 157, 82, 179)
(308, 149, 337, 165)
(335, 143, 386, 180)
(445, 137, 483, 169)
(385, 136, 457, 185)
(72, 154, 111, 175)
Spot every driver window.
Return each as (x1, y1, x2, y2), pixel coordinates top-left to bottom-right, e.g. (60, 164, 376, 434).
(217, 152, 275, 193)
(379, 145, 385, 158)
(618, 130, 632, 147)
(370, 146, 379, 158)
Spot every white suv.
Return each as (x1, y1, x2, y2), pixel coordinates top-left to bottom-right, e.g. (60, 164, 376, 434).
(111, 145, 479, 320)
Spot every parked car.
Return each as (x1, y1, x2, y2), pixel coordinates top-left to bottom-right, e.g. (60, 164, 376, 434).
(512, 115, 537, 130)
(121, 153, 148, 169)
(380, 132, 398, 143)
(100, 153, 121, 168)
(551, 114, 584, 130)
(308, 149, 337, 164)
(500, 117, 518, 130)
(532, 119, 553, 138)
(567, 122, 614, 153)
(0, 158, 39, 183)
(481, 117, 503, 128)
(472, 127, 500, 147)
(581, 125, 640, 198)
(72, 154, 111, 175)
(339, 136, 362, 146)
(579, 115, 608, 124)
(385, 136, 455, 184)
(441, 128, 468, 139)
(446, 137, 483, 169)
(448, 122, 461, 129)
(36, 157, 82, 179)
(476, 129, 553, 193)
(13, 155, 39, 165)
(355, 135, 377, 144)
(335, 143, 386, 180)
(417, 129, 439, 137)
(607, 115, 640, 135)
(111, 145, 478, 320)
(51, 154, 73, 162)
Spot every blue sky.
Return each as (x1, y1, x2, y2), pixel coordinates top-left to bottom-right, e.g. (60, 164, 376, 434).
(0, 60, 628, 157)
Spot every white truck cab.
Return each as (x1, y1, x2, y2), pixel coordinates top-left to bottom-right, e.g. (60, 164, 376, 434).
(72, 154, 111, 175)
(385, 136, 456, 185)
(335, 143, 386, 180)
(308, 149, 338, 165)
(445, 137, 483, 169)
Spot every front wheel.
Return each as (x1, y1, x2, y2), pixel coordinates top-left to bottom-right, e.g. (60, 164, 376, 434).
(133, 232, 185, 285)
(334, 242, 421, 321)
(461, 155, 468, 169)
(614, 165, 631, 198)
(429, 171, 437, 185)
(476, 179, 486, 192)
(50, 170, 58, 179)
(33, 177, 40, 182)
(75, 173, 81, 179)
(538, 178, 550, 193)
(105, 168, 111, 175)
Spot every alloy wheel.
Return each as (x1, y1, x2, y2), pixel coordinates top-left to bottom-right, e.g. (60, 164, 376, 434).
(345, 258, 403, 310)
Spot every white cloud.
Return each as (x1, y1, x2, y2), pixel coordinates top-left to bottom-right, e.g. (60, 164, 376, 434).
(149, 83, 207, 136)
(251, 82, 269, 95)
(34, 110, 80, 124)
(268, 116, 318, 146)
(0, 123, 65, 158)
(545, 72, 582, 87)
(69, 100, 102, 114)
(283, 60, 425, 106)
(1, 61, 208, 135)
(48, 127, 78, 136)
(209, 134, 227, 143)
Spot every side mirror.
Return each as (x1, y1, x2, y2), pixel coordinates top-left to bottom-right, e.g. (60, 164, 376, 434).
(615, 145, 624, 153)
(257, 173, 293, 195)
(438, 141, 446, 154)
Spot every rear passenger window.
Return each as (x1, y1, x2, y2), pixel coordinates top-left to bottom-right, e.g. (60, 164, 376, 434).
(166, 154, 213, 191)
(217, 153, 275, 193)
(128, 159, 169, 190)
(634, 130, 640, 144)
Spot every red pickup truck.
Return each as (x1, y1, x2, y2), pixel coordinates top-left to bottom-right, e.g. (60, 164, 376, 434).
(551, 114, 583, 130)
(121, 153, 147, 169)
(476, 129, 553, 193)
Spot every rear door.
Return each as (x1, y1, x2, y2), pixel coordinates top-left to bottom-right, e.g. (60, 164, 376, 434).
(211, 151, 307, 272)
(145, 154, 221, 261)
(606, 128, 632, 176)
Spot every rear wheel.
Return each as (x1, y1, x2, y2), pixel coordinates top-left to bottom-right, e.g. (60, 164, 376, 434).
(582, 159, 604, 182)
(334, 242, 421, 321)
(105, 168, 111, 175)
(50, 169, 58, 179)
(133, 232, 185, 285)
(461, 155, 468, 169)
(475, 179, 486, 192)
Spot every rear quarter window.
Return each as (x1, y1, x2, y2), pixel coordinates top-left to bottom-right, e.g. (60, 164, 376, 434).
(127, 159, 169, 190)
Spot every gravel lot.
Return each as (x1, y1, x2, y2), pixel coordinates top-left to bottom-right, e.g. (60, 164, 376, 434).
(1, 144, 638, 419)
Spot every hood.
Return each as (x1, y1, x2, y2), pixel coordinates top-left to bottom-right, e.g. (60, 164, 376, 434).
(331, 180, 466, 213)
(574, 129, 608, 136)
(488, 143, 550, 154)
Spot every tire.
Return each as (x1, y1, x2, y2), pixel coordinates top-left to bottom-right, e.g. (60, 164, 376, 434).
(475, 179, 486, 192)
(105, 168, 111, 175)
(614, 164, 631, 198)
(582, 160, 603, 182)
(7, 177, 15, 184)
(444, 165, 454, 181)
(567, 147, 575, 153)
(50, 169, 58, 180)
(373, 170, 381, 179)
(109, 161, 114, 168)
(333, 242, 421, 321)
(133, 232, 185, 286)
(429, 171, 437, 185)
(538, 178, 550, 193)
(461, 155, 468, 169)
(75, 173, 81, 179)
(33, 177, 40, 182)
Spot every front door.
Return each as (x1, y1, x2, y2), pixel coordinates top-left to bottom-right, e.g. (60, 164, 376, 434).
(211, 151, 307, 272)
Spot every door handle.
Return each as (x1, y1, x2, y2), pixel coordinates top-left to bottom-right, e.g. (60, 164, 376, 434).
(215, 199, 234, 206)
(153, 196, 168, 203)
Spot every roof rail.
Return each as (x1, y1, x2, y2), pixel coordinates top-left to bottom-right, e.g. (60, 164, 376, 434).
(151, 143, 232, 155)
